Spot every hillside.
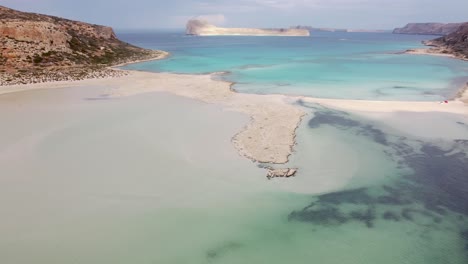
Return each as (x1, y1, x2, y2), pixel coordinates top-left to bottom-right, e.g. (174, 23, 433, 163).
(393, 23, 462, 35)
(427, 23, 468, 59)
(186, 19, 310, 37)
(0, 5, 166, 85)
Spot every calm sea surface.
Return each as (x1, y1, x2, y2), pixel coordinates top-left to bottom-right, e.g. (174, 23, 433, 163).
(0, 31, 467, 263)
(120, 31, 468, 101)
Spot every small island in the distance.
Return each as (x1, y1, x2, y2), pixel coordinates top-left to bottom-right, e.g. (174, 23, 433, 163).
(186, 19, 310, 37)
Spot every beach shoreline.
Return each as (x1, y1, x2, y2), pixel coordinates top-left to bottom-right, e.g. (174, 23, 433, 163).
(404, 48, 468, 61)
(0, 51, 169, 86)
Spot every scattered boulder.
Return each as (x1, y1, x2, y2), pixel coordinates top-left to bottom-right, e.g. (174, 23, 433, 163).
(266, 168, 297, 180)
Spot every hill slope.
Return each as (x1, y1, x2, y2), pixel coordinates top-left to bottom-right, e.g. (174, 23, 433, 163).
(428, 23, 468, 59)
(0, 5, 166, 85)
(393, 23, 462, 35)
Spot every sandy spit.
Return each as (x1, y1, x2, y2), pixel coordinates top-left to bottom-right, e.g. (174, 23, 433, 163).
(0, 70, 305, 164)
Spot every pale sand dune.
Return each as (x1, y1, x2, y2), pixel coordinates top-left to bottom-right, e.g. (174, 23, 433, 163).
(1, 70, 467, 165)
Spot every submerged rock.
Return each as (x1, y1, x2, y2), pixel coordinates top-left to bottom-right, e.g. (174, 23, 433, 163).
(266, 168, 297, 179)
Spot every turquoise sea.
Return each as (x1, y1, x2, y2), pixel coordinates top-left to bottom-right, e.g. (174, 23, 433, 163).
(0, 31, 467, 264)
(121, 31, 468, 101)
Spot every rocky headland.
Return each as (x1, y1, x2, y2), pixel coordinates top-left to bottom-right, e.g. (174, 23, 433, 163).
(427, 23, 468, 59)
(186, 19, 310, 37)
(404, 22, 468, 61)
(393, 23, 463, 35)
(0, 5, 167, 86)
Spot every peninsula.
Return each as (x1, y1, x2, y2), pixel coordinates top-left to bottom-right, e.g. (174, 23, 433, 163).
(0, 5, 167, 85)
(186, 19, 310, 37)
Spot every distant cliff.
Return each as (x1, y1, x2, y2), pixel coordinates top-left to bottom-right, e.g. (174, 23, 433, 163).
(293, 26, 390, 33)
(393, 23, 463, 35)
(186, 19, 310, 37)
(0, 5, 166, 84)
(428, 23, 468, 59)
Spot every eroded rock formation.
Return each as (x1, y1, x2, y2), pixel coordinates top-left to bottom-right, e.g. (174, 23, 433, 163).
(266, 168, 298, 179)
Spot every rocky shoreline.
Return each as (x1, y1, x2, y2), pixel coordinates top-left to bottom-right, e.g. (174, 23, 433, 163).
(403, 22, 468, 62)
(0, 67, 127, 86)
(0, 51, 168, 86)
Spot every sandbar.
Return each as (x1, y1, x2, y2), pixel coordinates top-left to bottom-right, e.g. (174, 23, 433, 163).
(1, 67, 467, 166)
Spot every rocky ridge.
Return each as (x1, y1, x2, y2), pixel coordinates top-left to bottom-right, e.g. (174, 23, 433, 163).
(0, 5, 166, 86)
(393, 23, 463, 35)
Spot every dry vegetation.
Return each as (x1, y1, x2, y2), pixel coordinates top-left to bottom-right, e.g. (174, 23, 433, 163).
(0, 5, 165, 85)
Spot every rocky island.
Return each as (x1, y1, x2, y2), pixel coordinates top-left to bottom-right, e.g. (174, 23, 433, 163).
(393, 23, 462, 35)
(186, 19, 310, 37)
(0, 5, 167, 85)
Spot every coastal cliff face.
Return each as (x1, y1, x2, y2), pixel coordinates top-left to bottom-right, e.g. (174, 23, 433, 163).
(428, 23, 468, 59)
(0, 5, 164, 83)
(393, 23, 462, 35)
(186, 19, 310, 37)
(293, 26, 389, 33)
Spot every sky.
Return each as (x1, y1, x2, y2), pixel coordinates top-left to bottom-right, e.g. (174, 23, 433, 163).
(1, 0, 468, 30)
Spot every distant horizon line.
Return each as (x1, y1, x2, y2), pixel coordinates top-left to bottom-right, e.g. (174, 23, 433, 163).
(114, 27, 395, 32)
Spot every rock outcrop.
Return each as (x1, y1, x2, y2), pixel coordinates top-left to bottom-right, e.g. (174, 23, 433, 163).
(266, 168, 298, 180)
(0, 5, 166, 85)
(186, 19, 310, 37)
(427, 23, 468, 59)
(393, 23, 463, 35)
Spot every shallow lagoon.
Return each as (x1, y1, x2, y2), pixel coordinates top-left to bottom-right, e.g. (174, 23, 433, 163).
(1, 84, 467, 263)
